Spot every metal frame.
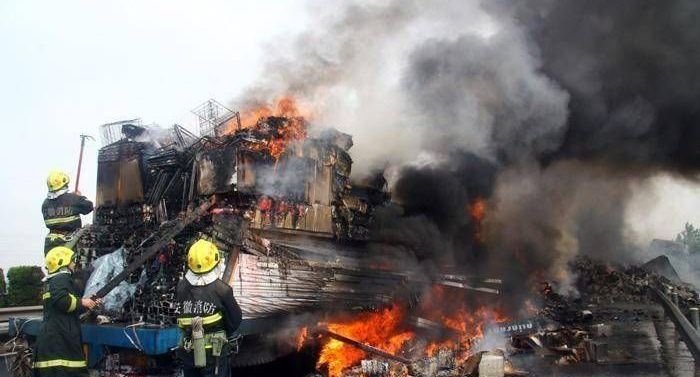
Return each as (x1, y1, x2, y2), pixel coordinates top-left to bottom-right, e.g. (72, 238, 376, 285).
(191, 99, 241, 137)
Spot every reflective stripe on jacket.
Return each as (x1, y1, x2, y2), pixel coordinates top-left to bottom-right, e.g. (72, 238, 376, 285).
(34, 359, 87, 368)
(41, 192, 93, 233)
(177, 312, 223, 327)
(175, 278, 242, 339)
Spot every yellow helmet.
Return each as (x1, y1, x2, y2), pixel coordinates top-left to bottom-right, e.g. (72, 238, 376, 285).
(47, 170, 70, 192)
(45, 246, 75, 274)
(187, 239, 220, 274)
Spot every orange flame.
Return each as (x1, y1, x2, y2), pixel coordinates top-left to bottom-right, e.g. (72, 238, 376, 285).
(420, 286, 508, 363)
(316, 305, 414, 377)
(469, 197, 486, 222)
(468, 197, 487, 243)
(296, 327, 308, 351)
(238, 96, 312, 128)
(316, 286, 509, 376)
(425, 306, 508, 362)
(233, 96, 310, 160)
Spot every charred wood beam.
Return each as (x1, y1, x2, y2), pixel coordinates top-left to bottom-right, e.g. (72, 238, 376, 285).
(318, 328, 412, 364)
(440, 274, 502, 285)
(438, 280, 500, 295)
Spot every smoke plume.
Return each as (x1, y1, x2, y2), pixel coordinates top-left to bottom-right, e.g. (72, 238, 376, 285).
(234, 0, 700, 302)
(508, 0, 700, 173)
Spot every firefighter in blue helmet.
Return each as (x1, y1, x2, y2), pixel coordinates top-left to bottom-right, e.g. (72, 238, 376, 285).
(176, 239, 242, 377)
(42, 170, 93, 254)
(33, 246, 100, 377)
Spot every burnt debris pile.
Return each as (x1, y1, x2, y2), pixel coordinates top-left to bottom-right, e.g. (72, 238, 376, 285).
(541, 256, 698, 321)
(77, 116, 394, 325)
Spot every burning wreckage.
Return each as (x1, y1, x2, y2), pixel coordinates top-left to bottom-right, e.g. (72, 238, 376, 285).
(19, 99, 700, 377)
(59, 100, 503, 376)
(81, 109, 395, 322)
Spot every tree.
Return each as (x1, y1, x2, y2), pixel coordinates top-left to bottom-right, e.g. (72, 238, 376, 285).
(6, 266, 44, 307)
(0, 268, 6, 307)
(675, 222, 700, 254)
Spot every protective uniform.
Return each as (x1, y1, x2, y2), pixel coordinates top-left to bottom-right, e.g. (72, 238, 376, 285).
(42, 171, 93, 254)
(33, 247, 88, 377)
(176, 240, 242, 377)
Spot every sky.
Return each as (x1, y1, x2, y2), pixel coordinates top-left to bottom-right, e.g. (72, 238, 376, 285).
(0, 0, 309, 269)
(1, 0, 699, 272)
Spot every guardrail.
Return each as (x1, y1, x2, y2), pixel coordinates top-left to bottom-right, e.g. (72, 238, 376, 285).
(0, 306, 43, 335)
(650, 287, 700, 359)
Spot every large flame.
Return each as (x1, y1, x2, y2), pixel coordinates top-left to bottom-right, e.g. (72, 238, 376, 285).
(268, 116, 307, 160)
(316, 305, 414, 377)
(315, 287, 509, 377)
(226, 96, 311, 160)
(424, 306, 508, 362)
(421, 285, 507, 362)
(238, 96, 312, 128)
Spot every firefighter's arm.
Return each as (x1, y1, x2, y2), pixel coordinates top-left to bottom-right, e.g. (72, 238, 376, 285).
(76, 196, 94, 215)
(220, 284, 243, 336)
(50, 276, 82, 314)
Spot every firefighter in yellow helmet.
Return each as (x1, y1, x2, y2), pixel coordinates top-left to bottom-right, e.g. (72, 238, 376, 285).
(33, 247, 100, 377)
(176, 239, 242, 377)
(42, 170, 94, 254)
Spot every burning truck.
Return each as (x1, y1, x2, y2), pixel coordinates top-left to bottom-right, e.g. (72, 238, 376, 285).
(11, 98, 507, 377)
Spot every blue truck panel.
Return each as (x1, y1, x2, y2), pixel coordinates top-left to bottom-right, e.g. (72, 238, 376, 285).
(9, 316, 279, 367)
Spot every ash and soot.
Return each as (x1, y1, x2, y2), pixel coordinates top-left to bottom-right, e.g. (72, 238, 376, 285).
(232, 0, 700, 375)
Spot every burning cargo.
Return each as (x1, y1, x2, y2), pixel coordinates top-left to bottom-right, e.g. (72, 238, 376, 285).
(35, 98, 506, 377)
(78, 100, 401, 328)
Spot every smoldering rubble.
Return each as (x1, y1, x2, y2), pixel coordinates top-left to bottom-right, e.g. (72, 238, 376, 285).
(313, 255, 700, 377)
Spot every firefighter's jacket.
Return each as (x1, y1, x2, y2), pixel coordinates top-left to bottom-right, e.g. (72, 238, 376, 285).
(42, 192, 93, 234)
(175, 278, 242, 339)
(33, 271, 87, 377)
(175, 276, 242, 375)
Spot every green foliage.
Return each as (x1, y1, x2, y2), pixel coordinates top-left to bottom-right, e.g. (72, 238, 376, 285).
(6, 266, 44, 307)
(0, 268, 6, 307)
(675, 222, 700, 254)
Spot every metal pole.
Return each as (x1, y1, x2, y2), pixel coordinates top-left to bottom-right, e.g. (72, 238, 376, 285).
(74, 134, 94, 193)
(691, 308, 700, 331)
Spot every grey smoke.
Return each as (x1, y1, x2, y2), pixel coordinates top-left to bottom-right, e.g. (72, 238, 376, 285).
(237, 0, 568, 172)
(233, 0, 700, 303)
(486, 161, 644, 295)
(403, 32, 569, 163)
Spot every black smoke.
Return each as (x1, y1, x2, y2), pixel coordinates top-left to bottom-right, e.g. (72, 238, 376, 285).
(237, 0, 700, 303)
(373, 152, 497, 266)
(510, 0, 700, 173)
(388, 0, 700, 295)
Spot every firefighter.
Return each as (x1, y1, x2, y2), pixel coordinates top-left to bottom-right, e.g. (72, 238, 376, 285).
(176, 239, 242, 377)
(42, 170, 94, 254)
(34, 246, 99, 377)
